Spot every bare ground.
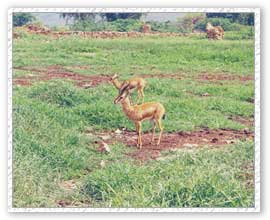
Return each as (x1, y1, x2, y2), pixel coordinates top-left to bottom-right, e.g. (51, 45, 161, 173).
(13, 65, 111, 88)
(92, 128, 254, 162)
(198, 73, 253, 82)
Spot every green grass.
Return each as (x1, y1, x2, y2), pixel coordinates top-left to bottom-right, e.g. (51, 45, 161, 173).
(12, 31, 255, 208)
(13, 34, 254, 75)
(83, 141, 254, 207)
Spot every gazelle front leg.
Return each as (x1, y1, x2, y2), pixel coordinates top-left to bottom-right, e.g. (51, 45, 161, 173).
(140, 88, 145, 103)
(135, 121, 142, 149)
(157, 119, 163, 146)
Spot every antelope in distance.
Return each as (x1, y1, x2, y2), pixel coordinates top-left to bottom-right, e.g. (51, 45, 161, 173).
(114, 82, 165, 149)
(206, 22, 224, 40)
(110, 74, 146, 103)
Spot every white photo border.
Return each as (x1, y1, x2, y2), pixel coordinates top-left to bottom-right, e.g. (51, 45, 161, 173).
(7, 7, 260, 213)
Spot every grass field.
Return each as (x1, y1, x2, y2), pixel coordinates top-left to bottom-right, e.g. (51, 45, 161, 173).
(12, 30, 255, 208)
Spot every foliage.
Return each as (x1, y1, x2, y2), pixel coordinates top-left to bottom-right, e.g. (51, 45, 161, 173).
(149, 21, 180, 33)
(206, 13, 254, 25)
(101, 13, 143, 22)
(195, 17, 253, 32)
(70, 19, 143, 32)
(70, 20, 107, 32)
(60, 13, 98, 22)
(108, 19, 142, 32)
(176, 13, 206, 33)
(60, 13, 142, 23)
(13, 12, 36, 27)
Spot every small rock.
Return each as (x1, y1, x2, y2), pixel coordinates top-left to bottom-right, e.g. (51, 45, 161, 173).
(225, 140, 235, 144)
(202, 138, 208, 142)
(211, 138, 218, 143)
(183, 143, 198, 148)
(244, 128, 250, 134)
(201, 92, 210, 97)
(82, 83, 92, 88)
(100, 160, 106, 168)
(98, 142, 111, 153)
(115, 129, 122, 135)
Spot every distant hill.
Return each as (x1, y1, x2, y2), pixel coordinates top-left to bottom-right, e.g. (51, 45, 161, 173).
(32, 12, 186, 27)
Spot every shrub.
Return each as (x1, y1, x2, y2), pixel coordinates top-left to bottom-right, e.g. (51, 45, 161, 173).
(28, 80, 87, 107)
(176, 13, 206, 33)
(149, 21, 180, 33)
(13, 13, 36, 27)
(70, 19, 142, 32)
(107, 19, 142, 32)
(195, 18, 253, 32)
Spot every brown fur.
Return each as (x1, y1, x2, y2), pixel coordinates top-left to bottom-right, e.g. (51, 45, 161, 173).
(110, 74, 146, 103)
(206, 22, 224, 40)
(114, 84, 165, 149)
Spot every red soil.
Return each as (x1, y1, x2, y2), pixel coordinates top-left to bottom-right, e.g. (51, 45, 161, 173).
(13, 66, 110, 88)
(198, 73, 253, 82)
(101, 128, 254, 162)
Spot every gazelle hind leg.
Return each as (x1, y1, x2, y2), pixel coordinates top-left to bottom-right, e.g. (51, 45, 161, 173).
(157, 118, 163, 146)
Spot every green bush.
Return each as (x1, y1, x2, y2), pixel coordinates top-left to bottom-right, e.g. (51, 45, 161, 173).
(71, 20, 107, 32)
(195, 18, 253, 32)
(106, 19, 142, 32)
(70, 19, 142, 32)
(148, 21, 180, 33)
(13, 12, 36, 27)
(28, 80, 87, 107)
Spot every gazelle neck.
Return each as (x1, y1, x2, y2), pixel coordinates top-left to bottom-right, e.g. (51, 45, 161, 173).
(112, 78, 122, 89)
(121, 96, 134, 115)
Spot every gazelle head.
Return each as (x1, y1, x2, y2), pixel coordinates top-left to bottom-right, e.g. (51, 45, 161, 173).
(114, 82, 130, 104)
(206, 22, 213, 30)
(110, 74, 119, 81)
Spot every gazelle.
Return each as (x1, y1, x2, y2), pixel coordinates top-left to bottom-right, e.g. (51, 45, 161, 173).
(206, 22, 224, 40)
(114, 82, 165, 149)
(110, 74, 146, 103)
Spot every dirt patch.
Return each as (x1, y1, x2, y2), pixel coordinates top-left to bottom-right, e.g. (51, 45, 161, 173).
(93, 128, 254, 162)
(228, 115, 254, 127)
(14, 25, 184, 39)
(198, 73, 253, 82)
(139, 73, 184, 79)
(13, 66, 111, 88)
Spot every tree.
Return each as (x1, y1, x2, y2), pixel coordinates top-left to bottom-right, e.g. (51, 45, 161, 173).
(60, 13, 142, 23)
(60, 13, 98, 24)
(177, 13, 205, 33)
(13, 13, 36, 27)
(101, 13, 142, 22)
(206, 13, 254, 25)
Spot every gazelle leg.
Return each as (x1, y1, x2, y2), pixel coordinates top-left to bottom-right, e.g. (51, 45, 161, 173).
(138, 122, 142, 149)
(157, 119, 163, 146)
(135, 122, 142, 149)
(140, 88, 145, 103)
(136, 90, 141, 104)
(151, 120, 156, 145)
(135, 122, 139, 147)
